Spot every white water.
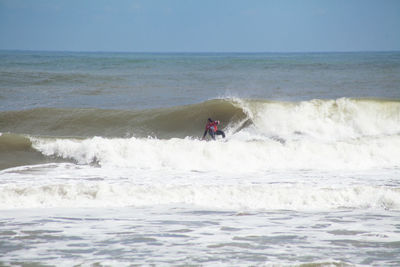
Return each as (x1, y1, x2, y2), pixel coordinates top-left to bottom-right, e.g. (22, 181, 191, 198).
(1, 166, 400, 211)
(6, 98, 396, 211)
(30, 134, 400, 171)
(237, 98, 400, 140)
(1, 161, 400, 266)
(2, 98, 400, 266)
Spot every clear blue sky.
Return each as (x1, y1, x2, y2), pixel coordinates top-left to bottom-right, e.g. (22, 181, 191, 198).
(0, 0, 399, 52)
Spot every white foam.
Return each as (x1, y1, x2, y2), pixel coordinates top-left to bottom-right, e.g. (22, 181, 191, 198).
(1, 181, 399, 210)
(31, 133, 400, 172)
(234, 98, 400, 141)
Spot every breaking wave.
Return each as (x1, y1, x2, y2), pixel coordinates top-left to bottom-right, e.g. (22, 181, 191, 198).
(1, 97, 400, 171)
(0, 178, 399, 210)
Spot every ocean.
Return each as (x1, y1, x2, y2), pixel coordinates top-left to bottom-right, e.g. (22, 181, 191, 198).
(1, 50, 400, 266)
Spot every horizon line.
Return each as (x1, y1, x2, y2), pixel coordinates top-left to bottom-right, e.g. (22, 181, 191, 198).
(1, 49, 399, 54)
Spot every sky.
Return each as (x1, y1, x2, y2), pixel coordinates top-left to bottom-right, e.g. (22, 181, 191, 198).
(0, 0, 399, 52)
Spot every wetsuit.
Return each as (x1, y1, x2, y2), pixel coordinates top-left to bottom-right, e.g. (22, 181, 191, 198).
(203, 120, 225, 140)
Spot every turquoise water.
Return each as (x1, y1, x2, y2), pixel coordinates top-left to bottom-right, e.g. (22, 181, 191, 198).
(1, 51, 400, 266)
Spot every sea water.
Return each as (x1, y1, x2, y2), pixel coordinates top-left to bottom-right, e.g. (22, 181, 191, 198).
(1, 51, 400, 266)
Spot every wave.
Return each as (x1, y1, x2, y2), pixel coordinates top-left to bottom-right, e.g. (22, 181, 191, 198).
(31, 134, 400, 171)
(0, 99, 247, 138)
(0, 133, 69, 170)
(0, 133, 32, 151)
(2, 97, 400, 171)
(0, 181, 399, 210)
(1, 97, 400, 139)
(236, 97, 400, 141)
(3, 132, 400, 171)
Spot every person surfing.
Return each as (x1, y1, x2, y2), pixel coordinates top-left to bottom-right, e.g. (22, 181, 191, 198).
(202, 118, 225, 140)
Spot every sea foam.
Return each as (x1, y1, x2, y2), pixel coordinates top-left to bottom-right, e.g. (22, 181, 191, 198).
(31, 134, 400, 172)
(1, 181, 399, 210)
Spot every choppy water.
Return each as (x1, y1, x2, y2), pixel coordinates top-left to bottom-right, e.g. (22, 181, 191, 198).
(1, 51, 400, 266)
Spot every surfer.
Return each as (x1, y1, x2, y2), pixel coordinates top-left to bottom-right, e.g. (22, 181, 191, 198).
(202, 118, 225, 140)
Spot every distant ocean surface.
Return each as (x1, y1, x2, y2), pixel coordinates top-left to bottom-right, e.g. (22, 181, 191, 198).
(1, 51, 400, 266)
